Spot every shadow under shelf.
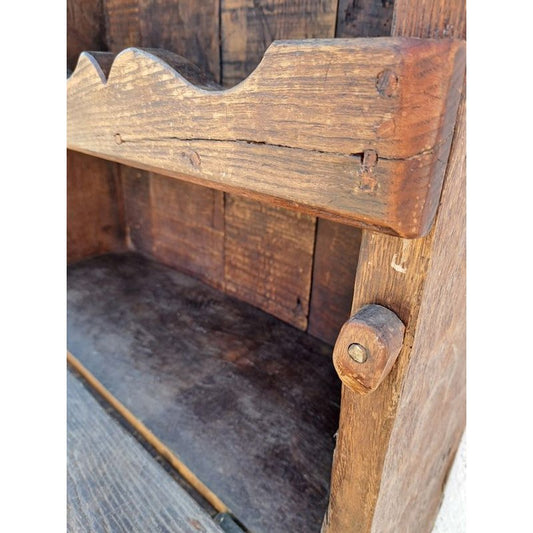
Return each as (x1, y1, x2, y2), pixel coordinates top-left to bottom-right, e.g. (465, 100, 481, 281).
(67, 252, 340, 533)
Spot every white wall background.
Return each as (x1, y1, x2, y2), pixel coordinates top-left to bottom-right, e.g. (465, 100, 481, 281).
(432, 434, 466, 533)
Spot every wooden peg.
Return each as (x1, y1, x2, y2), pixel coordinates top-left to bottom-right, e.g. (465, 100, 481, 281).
(333, 304, 405, 394)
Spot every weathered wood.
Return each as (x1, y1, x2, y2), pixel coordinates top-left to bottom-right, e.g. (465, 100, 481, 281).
(67, 38, 465, 237)
(336, 0, 395, 37)
(67, 150, 125, 263)
(104, 0, 220, 81)
(102, 0, 226, 292)
(220, 0, 337, 87)
(67, 252, 340, 533)
(221, 0, 337, 333)
(67, 0, 106, 72)
(121, 167, 226, 289)
(323, 0, 466, 530)
(308, 220, 362, 344)
(224, 195, 315, 329)
(67, 370, 224, 533)
(332, 304, 405, 394)
(308, 0, 393, 346)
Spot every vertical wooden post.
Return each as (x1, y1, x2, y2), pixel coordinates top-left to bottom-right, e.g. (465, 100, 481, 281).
(323, 1, 466, 532)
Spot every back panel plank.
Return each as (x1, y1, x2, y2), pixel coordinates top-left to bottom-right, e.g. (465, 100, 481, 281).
(308, 220, 362, 344)
(221, 0, 337, 87)
(336, 0, 395, 37)
(102, 0, 226, 288)
(67, 150, 125, 263)
(225, 196, 316, 329)
(67, 0, 106, 72)
(67, 371, 223, 533)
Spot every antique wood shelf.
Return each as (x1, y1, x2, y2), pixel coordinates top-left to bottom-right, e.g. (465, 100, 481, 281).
(67, 38, 465, 238)
(67, 11, 466, 530)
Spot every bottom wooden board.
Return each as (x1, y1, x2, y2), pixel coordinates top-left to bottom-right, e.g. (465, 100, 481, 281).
(67, 370, 223, 533)
(67, 253, 340, 533)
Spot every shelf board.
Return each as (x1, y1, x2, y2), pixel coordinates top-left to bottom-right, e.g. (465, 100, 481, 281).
(67, 253, 340, 533)
(67, 38, 465, 237)
(67, 370, 224, 533)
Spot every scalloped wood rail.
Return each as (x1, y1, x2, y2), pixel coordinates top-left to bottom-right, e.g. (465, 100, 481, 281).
(67, 37, 464, 237)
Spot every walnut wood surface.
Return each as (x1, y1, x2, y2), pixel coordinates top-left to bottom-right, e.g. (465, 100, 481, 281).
(323, 0, 466, 530)
(67, 252, 340, 533)
(67, 37, 465, 237)
(67, 370, 223, 533)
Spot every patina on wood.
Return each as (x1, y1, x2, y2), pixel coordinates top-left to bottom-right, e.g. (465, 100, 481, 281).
(67, 37, 465, 238)
(67, 252, 340, 533)
(67, 371, 224, 533)
(323, 0, 466, 531)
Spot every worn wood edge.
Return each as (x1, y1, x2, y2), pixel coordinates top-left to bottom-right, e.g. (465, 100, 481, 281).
(67, 351, 230, 515)
(67, 38, 465, 238)
(332, 304, 406, 395)
(322, 92, 466, 533)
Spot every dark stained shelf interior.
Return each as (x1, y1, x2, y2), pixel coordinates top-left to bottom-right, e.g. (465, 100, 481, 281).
(67, 252, 341, 533)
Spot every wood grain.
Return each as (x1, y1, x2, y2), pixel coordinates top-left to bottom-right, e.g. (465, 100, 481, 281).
(221, 0, 337, 334)
(104, 0, 220, 81)
(308, 220, 362, 344)
(221, 0, 337, 87)
(308, 0, 394, 346)
(67, 252, 340, 533)
(67, 370, 224, 533)
(68, 38, 465, 237)
(121, 167, 226, 289)
(224, 195, 315, 329)
(323, 0, 466, 530)
(336, 0, 395, 37)
(67, 0, 106, 72)
(67, 150, 125, 263)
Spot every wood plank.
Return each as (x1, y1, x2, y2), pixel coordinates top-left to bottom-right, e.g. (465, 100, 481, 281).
(224, 196, 315, 329)
(220, 0, 336, 333)
(104, 0, 220, 81)
(67, 252, 340, 533)
(307, 0, 393, 346)
(67, 0, 106, 72)
(323, 1, 466, 530)
(67, 38, 465, 237)
(308, 220, 362, 344)
(336, 0, 395, 37)
(120, 168, 226, 289)
(67, 370, 224, 533)
(220, 0, 337, 87)
(67, 150, 125, 263)
(102, 0, 225, 289)
(137, 0, 221, 82)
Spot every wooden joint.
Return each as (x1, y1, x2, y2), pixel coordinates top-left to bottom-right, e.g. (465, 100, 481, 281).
(332, 304, 405, 394)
